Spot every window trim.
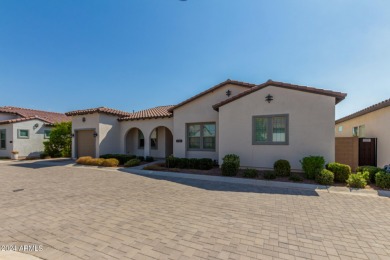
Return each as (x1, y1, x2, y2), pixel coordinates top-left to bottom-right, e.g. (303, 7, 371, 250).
(44, 130, 51, 139)
(150, 128, 158, 150)
(0, 129, 6, 150)
(186, 122, 216, 151)
(252, 114, 289, 145)
(17, 129, 30, 139)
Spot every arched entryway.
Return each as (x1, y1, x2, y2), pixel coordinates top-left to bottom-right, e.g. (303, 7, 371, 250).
(125, 128, 145, 156)
(149, 126, 173, 158)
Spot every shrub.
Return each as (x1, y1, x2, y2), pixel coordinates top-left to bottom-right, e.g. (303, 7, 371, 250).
(315, 169, 334, 185)
(274, 159, 291, 176)
(43, 122, 72, 157)
(221, 154, 240, 176)
(177, 158, 189, 168)
(100, 154, 136, 165)
(326, 162, 351, 183)
(124, 158, 141, 167)
(101, 158, 119, 167)
(263, 171, 276, 180)
(76, 156, 92, 164)
(300, 156, 325, 179)
(166, 155, 179, 168)
(137, 156, 145, 162)
(243, 168, 258, 178)
(289, 174, 303, 182)
(356, 166, 381, 183)
(198, 158, 213, 170)
(375, 171, 390, 189)
(145, 156, 154, 162)
(346, 173, 367, 188)
(40, 153, 50, 159)
(76, 157, 106, 166)
(188, 158, 199, 169)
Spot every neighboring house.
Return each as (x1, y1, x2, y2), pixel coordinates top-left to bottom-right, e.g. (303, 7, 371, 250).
(335, 98, 390, 167)
(0, 106, 69, 158)
(66, 79, 346, 170)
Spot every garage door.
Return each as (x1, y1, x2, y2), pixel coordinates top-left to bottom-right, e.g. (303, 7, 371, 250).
(76, 130, 96, 158)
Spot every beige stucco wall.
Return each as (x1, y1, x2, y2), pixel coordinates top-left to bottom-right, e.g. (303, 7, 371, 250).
(120, 118, 173, 158)
(0, 124, 13, 158)
(173, 83, 250, 160)
(12, 120, 52, 157)
(335, 106, 390, 167)
(99, 114, 121, 156)
(219, 85, 336, 170)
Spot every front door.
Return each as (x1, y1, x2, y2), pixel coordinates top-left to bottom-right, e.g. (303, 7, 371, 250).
(76, 130, 96, 158)
(359, 138, 377, 166)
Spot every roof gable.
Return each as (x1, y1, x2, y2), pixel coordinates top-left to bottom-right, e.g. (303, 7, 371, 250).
(167, 79, 255, 112)
(118, 105, 173, 121)
(336, 98, 390, 124)
(0, 106, 69, 124)
(65, 107, 132, 117)
(213, 80, 347, 111)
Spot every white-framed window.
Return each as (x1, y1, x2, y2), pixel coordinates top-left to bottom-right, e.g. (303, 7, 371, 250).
(0, 129, 6, 149)
(150, 129, 158, 149)
(253, 114, 289, 145)
(138, 130, 144, 148)
(338, 126, 343, 132)
(18, 129, 29, 139)
(44, 130, 51, 139)
(187, 122, 216, 150)
(352, 125, 365, 137)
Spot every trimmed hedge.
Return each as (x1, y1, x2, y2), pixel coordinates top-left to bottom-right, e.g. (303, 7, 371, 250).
(300, 156, 325, 179)
(124, 158, 141, 167)
(101, 158, 120, 167)
(145, 156, 154, 162)
(315, 169, 334, 185)
(221, 154, 240, 176)
(274, 159, 291, 176)
(165, 156, 213, 170)
(243, 168, 258, 178)
(77, 156, 119, 167)
(356, 166, 381, 183)
(100, 154, 136, 165)
(375, 171, 390, 189)
(326, 162, 351, 183)
(289, 174, 303, 182)
(346, 173, 367, 188)
(263, 171, 276, 180)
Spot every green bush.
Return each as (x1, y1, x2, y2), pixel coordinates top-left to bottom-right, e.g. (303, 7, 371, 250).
(375, 171, 390, 189)
(100, 154, 136, 165)
(177, 158, 189, 168)
(166, 155, 179, 168)
(137, 156, 145, 161)
(43, 122, 72, 157)
(289, 174, 303, 182)
(315, 169, 334, 185)
(101, 158, 120, 167)
(243, 168, 258, 178)
(274, 159, 291, 176)
(300, 156, 325, 179)
(145, 156, 154, 162)
(40, 153, 50, 159)
(356, 166, 381, 183)
(346, 173, 367, 188)
(326, 162, 351, 183)
(188, 158, 199, 169)
(198, 158, 213, 170)
(124, 158, 141, 167)
(221, 154, 240, 176)
(263, 171, 276, 180)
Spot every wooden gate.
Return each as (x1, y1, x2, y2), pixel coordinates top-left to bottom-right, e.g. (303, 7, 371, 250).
(359, 138, 377, 166)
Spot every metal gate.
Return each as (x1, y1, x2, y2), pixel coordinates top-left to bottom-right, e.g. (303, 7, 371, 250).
(358, 138, 377, 166)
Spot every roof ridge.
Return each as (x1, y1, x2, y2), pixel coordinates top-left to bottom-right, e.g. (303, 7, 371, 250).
(0, 106, 66, 115)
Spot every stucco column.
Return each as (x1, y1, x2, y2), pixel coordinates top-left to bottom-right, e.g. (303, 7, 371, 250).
(144, 137, 150, 158)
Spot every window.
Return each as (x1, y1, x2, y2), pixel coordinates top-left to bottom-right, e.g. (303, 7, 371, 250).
(138, 130, 144, 148)
(0, 129, 5, 149)
(338, 126, 343, 132)
(253, 115, 289, 145)
(150, 129, 158, 149)
(18, 129, 29, 139)
(44, 130, 51, 139)
(353, 125, 365, 137)
(187, 123, 216, 150)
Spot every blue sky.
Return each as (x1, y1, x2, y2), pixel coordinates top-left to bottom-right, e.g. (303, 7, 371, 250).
(1, 0, 389, 119)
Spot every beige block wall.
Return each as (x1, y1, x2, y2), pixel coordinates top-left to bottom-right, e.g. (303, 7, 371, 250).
(173, 83, 250, 160)
(335, 106, 390, 167)
(219, 85, 336, 170)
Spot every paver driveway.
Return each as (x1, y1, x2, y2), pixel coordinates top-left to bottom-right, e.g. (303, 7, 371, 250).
(1, 161, 390, 260)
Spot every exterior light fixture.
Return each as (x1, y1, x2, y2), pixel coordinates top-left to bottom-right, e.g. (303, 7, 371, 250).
(93, 132, 98, 137)
(33, 123, 39, 129)
(71, 133, 75, 138)
(265, 94, 274, 103)
(226, 90, 231, 97)
(82, 117, 86, 122)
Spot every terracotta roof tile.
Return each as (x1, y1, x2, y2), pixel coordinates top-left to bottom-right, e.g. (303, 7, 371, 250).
(212, 80, 347, 110)
(65, 107, 132, 117)
(0, 106, 69, 125)
(0, 116, 54, 125)
(336, 98, 390, 124)
(167, 79, 255, 112)
(118, 105, 174, 121)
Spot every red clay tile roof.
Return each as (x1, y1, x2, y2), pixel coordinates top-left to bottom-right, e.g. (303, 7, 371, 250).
(118, 105, 174, 121)
(336, 98, 390, 124)
(0, 106, 69, 125)
(167, 79, 255, 112)
(65, 107, 132, 117)
(0, 116, 54, 125)
(212, 80, 347, 110)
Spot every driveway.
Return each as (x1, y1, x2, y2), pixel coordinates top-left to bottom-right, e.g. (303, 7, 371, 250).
(0, 160, 390, 260)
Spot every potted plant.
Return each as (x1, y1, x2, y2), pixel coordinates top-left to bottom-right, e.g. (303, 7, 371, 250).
(11, 151, 19, 160)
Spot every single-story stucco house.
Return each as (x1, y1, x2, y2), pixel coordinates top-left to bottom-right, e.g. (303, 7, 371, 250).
(335, 98, 390, 168)
(65, 79, 346, 170)
(0, 106, 70, 158)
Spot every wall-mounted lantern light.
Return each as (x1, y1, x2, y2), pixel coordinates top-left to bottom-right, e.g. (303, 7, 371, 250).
(82, 117, 86, 122)
(71, 133, 75, 138)
(93, 132, 98, 137)
(265, 94, 274, 103)
(226, 90, 231, 97)
(33, 123, 39, 129)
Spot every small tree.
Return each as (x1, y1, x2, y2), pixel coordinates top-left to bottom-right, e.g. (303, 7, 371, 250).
(43, 122, 72, 157)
